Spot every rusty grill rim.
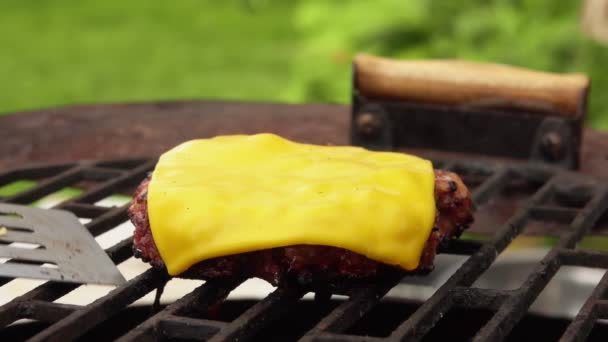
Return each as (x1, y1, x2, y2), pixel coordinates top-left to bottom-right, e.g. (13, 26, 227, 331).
(0, 158, 607, 341)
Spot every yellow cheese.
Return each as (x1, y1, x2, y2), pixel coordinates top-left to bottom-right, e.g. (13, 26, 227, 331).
(147, 133, 436, 275)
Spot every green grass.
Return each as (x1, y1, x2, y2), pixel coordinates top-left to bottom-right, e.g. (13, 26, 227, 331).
(0, 180, 37, 197)
(578, 235, 608, 252)
(0, 0, 299, 111)
(0, 180, 82, 207)
(1, 0, 608, 128)
(30, 187, 83, 208)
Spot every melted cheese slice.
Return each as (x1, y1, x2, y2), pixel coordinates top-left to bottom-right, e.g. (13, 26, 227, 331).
(148, 133, 436, 275)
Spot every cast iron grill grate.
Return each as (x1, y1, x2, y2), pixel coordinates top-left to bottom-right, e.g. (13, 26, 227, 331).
(1, 158, 608, 341)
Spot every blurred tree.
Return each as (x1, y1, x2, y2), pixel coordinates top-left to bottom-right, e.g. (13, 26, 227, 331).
(1, 0, 607, 128)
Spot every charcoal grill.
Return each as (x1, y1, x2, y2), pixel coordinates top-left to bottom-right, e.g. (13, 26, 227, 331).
(2, 96, 608, 341)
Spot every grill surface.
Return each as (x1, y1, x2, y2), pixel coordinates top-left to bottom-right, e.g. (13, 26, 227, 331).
(1, 157, 608, 341)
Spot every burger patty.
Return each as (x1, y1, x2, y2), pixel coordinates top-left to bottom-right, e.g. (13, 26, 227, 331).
(128, 170, 473, 288)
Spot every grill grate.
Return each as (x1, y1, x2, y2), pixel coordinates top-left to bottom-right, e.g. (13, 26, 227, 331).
(1, 159, 608, 341)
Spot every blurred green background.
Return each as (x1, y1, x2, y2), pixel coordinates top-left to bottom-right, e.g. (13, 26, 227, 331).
(1, 0, 607, 129)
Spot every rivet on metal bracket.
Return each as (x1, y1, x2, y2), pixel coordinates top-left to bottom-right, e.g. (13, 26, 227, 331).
(541, 131, 564, 161)
(355, 112, 383, 137)
(530, 117, 578, 169)
(351, 103, 394, 151)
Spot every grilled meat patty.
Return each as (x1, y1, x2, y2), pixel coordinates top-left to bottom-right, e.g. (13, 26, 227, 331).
(129, 170, 473, 287)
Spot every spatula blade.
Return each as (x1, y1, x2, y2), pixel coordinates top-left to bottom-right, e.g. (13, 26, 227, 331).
(0, 203, 126, 285)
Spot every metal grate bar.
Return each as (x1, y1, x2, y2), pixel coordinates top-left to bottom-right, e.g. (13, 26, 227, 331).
(83, 205, 130, 236)
(58, 202, 111, 218)
(557, 186, 608, 249)
(472, 168, 510, 205)
(81, 167, 125, 181)
(301, 277, 402, 341)
(389, 288, 455, 342)
(159, 315, 227, 340)
(28, 269, 169, 342)
(209, 287, 305, 342)
(104, 238, 135, 265)
(313, 332, 385, 342)
(435, 161, 454, 170)
(559, 249, 608, 269)
(388, 178, 556, 341)
(473, 250, 562, 342)
(473, 186, 608, 342)
(529, 205, 579, 223)
(2, 166, 84, 204)
(449, 161, 497, 175)
(117, 278, 244, 341)
(0, 282, 78, 322)
(0, 163, 75, 185)
(560, 270, 608, 342)
(595, 299, 608, 319)
(21, 301, 79, 323)
(510, 165, 555, 184)
(64, 161, 155, 205)
(488, 179, 556, 254)
(94, 159, 151, 170)
(0, 304, 19, 328)
(451, 287, 511, 311)
(442, 239, 483, 255)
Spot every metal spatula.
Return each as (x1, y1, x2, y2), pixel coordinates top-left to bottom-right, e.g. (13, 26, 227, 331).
(0, 203, 126, 285)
